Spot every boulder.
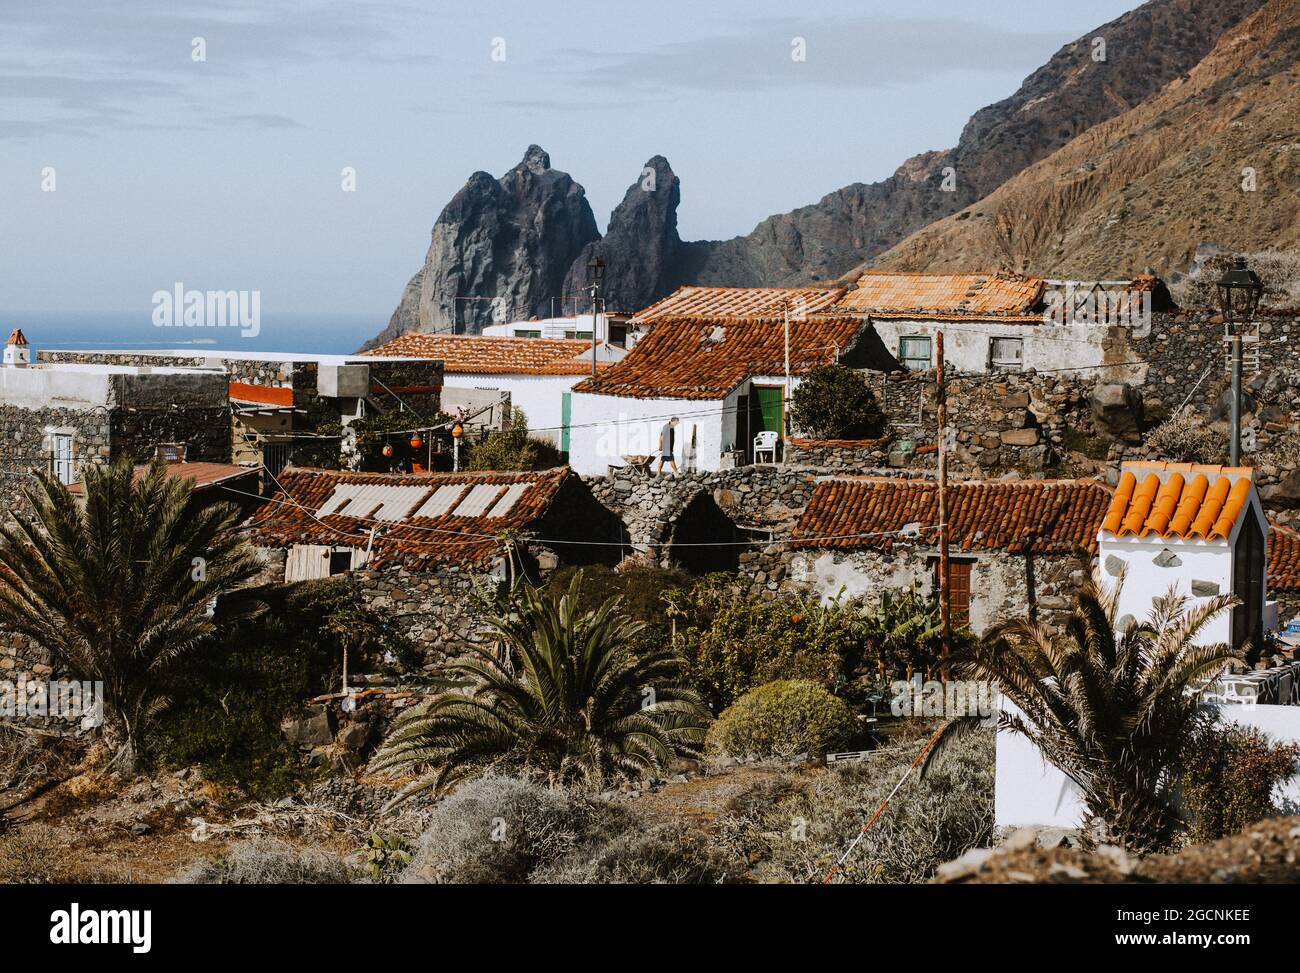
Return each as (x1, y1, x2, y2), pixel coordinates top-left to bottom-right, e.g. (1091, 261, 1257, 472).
(281, 705, 337, 748)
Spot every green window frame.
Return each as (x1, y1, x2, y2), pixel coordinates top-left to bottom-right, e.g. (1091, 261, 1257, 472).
(899, 336, 932, 371)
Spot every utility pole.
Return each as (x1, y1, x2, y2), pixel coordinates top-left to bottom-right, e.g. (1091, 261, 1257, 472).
(1229, 333, 1243, 466)
(783, 300, 791, 432)
(936, 331, 951, 657)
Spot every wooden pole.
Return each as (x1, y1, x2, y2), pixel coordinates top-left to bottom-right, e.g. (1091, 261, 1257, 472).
(936, 331, 951, 657)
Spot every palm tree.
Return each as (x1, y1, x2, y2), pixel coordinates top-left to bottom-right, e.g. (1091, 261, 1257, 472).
(926, 569, 1239, 853)
(370, 572, 711, 805)
(0, 459, 261, 769)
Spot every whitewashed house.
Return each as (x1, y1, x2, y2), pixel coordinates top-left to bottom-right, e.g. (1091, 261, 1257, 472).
(1098, 461, 1272, 648)
(363, 332, 624, 451)
(566, 313, 876, 475)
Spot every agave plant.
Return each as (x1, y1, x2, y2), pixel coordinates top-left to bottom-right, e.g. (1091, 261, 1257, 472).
(0, 458, 261, 769)
(926, 569, 1239, 853)
(371, 572, 710, 805)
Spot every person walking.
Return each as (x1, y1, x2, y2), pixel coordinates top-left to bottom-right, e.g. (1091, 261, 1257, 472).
(656, 416, 679, 476)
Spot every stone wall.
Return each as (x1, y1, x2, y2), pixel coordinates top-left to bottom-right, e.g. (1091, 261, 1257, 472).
(784, 436, 891, 469)
(353, 565, 489, 671)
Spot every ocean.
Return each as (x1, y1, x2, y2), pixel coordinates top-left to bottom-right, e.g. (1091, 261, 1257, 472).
(1, 310, 384, 357)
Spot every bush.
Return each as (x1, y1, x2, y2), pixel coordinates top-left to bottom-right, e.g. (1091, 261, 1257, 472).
(706, 680, 857, 760)
(173, 839, 356, 884)
(151, 578, 418, 797)
(1178, 722, 1299, 843)
(1145, 411, 1227, 465)
(789, 364, 883, 440)
(401, 774, 629, 884)
(674, 588, 858, 711)
(467, 407, 562, 471)
(533, 824, 737, 884)
(718, 727, 994, 883)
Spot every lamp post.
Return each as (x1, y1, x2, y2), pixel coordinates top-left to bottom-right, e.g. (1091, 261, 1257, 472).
(1216, 257, 1264, 466)
(587, 255, 604, 378)
(451, 421, 463, 472)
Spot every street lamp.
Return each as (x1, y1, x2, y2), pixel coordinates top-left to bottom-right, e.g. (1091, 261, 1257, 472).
(587, 256, 604, 378)
(1217, 257, 1264, 466)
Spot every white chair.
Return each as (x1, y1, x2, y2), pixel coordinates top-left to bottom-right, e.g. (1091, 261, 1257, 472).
(753, 430, 780, 464)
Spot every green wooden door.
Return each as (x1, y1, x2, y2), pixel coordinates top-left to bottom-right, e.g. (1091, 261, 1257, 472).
(754, 385, 784, 434)
(561, 392, 572, 454)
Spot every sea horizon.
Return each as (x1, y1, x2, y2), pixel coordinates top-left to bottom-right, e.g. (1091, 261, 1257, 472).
(1, 309, 384, 357)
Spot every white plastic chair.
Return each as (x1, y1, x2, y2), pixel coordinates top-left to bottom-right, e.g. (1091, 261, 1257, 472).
(753, 430, 780, 464)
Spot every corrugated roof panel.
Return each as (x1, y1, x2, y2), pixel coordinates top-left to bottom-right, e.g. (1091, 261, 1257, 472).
(317, 484, 429, 521)
(413, 484, 469, 519)
(486, 482, 534, 518)
(453, 484, 505, 518)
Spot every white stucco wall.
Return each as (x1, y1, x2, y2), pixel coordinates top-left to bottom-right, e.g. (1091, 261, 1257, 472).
(567, 391, 726, 475)
(996, 702, 1300, 829)
(441, 373, 577, 446)
(869, 319, 1125, 376)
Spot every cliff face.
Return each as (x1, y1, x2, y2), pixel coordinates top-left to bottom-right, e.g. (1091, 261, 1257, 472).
(369, 0, 1265, 348)
(562, 155, 686, 315)
(364, 146, 599, 349)
(872, 0, 1300, 279)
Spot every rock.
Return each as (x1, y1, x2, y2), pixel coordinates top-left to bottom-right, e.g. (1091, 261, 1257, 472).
(129, 820, 152, 836)
(1090, 383, 1144, 444)
(1036, 828, 1074, 850)
(935, 847, 995, 882)
(282, 705, 337, 748)
(1002, 827, 1041, 852)
(369, 145, 600, 344)
(337, 721, 374, 751)
(1000, 428, 1040, 446)
(562, 156, 687, 316)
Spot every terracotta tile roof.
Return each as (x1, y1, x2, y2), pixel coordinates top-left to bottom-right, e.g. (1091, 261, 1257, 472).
(792, 477, 1112, 555)
(572, 315, 867, 400)
(6, 329, 27, 346)
(229, 382, 294, 407)
(68, 462, 259, 497)
(836, 271, 1045, 320)
(1100, 462, 1255, 541)
(248, 466, 571, 570)
(362, 333, 609, 376)
(1269, 526, 1300, 592)
(633, 286, 846, 322)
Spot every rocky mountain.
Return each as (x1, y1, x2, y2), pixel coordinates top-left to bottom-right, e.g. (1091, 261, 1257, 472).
(370, 0, 1264, 346)
(365, 146, 599, 349)
(870, 0, 1300, 279)
(561, 155, 686, 315)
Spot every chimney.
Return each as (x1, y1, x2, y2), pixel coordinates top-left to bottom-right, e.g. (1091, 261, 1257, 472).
(3, 329, 30, 368)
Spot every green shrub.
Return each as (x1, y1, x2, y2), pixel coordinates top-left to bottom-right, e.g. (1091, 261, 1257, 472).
(706, 680, 857, 760)
(467, 407, 562, 471)
(789, 364, 883, 440)
(1145, 411, 1227, 465)
(151, 578, 418, 797)
(533, 824, 738, 884)
(1178, 722, 1299, 843)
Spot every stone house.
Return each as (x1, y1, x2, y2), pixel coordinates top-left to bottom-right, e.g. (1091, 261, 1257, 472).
(0, 331, 231, 508)
(777, 475, 1114, 634)
(834, 270, 1172, 376)
(38, 347, 445, 481)
(566, 313, 886, 475)
(1099, 461, 1272, 647)
(246, 466, 627, 661)
(361, 331, 625, 451)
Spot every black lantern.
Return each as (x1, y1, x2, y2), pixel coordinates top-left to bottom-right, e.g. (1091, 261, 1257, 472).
(587, 255, 605, 285)
(1216, 256, 1264, 330)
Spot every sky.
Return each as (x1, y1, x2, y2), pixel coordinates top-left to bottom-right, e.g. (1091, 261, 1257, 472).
(0, 0, 1140, 316)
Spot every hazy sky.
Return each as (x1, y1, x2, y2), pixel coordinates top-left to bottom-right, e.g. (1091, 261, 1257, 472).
(0, 0, 1139, 315)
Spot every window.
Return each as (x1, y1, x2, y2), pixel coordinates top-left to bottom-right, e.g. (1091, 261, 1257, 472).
(899, 336, 932, 371)
(990, 336, 1024, 370)
(514, 329, 541, 338)
(328, 549, 353, 576)
(51, 433, 74, 485)
(564, 331, 594, 340)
